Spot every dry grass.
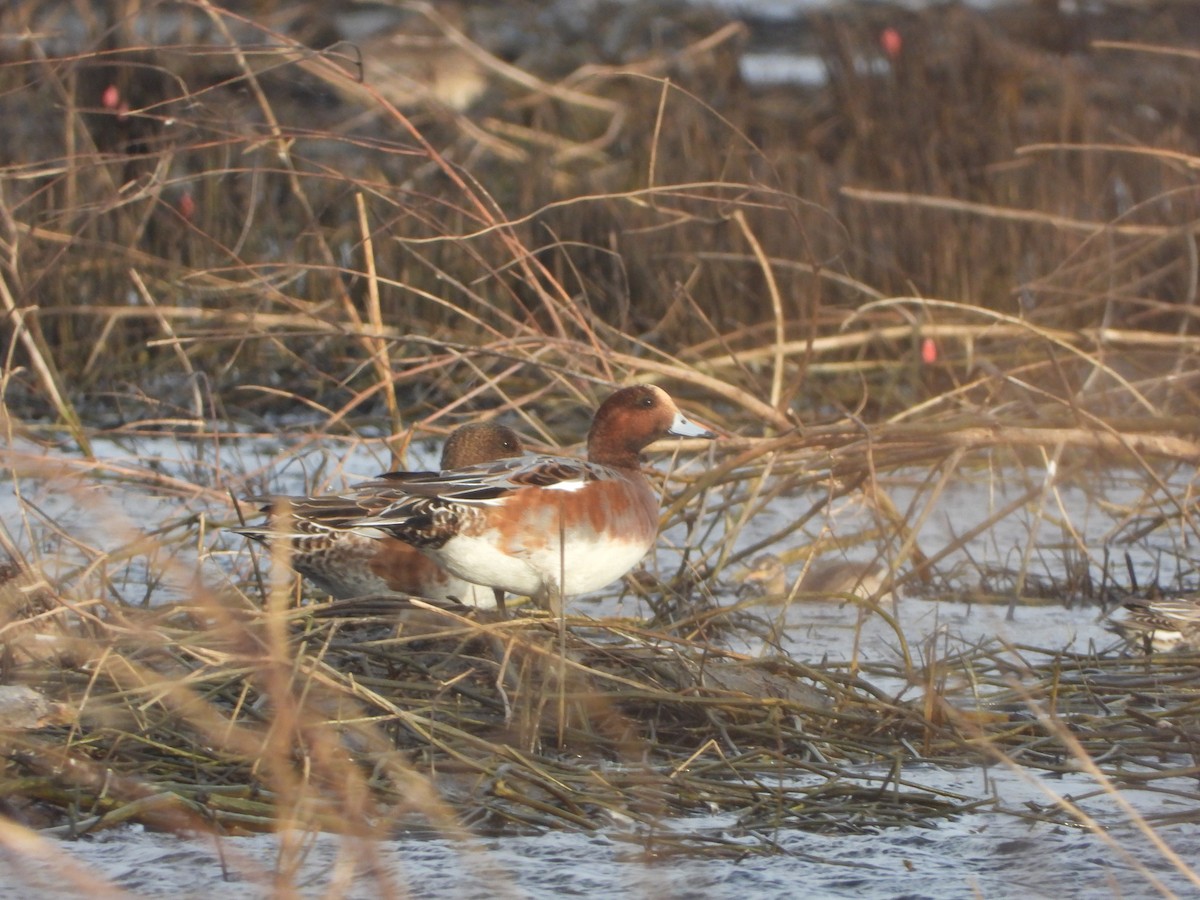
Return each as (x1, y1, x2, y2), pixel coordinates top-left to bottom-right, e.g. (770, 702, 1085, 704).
(0, 0, 1199, 893)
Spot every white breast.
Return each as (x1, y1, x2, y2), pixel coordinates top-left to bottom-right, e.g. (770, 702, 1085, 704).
(433, 531, 654, 602)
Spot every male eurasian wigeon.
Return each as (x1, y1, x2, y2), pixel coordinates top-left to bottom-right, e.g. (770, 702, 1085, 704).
(1108, 593, 1200, 654)
(235, 422, 524, 608)
(336, 384, 715, 612)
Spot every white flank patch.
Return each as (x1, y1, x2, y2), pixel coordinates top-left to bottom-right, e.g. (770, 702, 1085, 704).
(555, 535, 651, 595)
(435, 530, 652, 598)
(438, 533, 545, 596)
(544, 479, 587, 493)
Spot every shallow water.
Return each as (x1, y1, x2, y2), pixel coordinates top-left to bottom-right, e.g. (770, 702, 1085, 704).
(2, 423, 1197, 898)
(4, 766, 1199, 900)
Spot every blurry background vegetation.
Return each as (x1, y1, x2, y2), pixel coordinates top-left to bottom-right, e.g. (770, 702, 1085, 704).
(1, 0, 1197, 435)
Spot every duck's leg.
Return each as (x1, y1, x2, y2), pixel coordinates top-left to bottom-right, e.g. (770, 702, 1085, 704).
(493, 587, 507, 615)
(536, 586, 563, 617)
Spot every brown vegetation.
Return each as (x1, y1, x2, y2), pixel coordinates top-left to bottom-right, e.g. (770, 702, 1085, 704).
(0, 0, 1198, 891)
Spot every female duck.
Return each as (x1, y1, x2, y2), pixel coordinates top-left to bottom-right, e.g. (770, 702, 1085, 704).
(236, 422, 523, 607)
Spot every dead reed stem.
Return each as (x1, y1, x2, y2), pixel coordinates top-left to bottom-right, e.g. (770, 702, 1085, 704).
(0, 7, 1198, 895)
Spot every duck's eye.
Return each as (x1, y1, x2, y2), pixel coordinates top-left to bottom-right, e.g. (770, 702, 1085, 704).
(641, 396, 654, 408)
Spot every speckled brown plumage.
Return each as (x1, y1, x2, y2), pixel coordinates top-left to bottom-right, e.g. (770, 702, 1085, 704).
(234, 422, 524, 606)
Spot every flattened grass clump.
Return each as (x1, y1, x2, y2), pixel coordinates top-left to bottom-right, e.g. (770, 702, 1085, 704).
(1, 572, 1199, 852)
